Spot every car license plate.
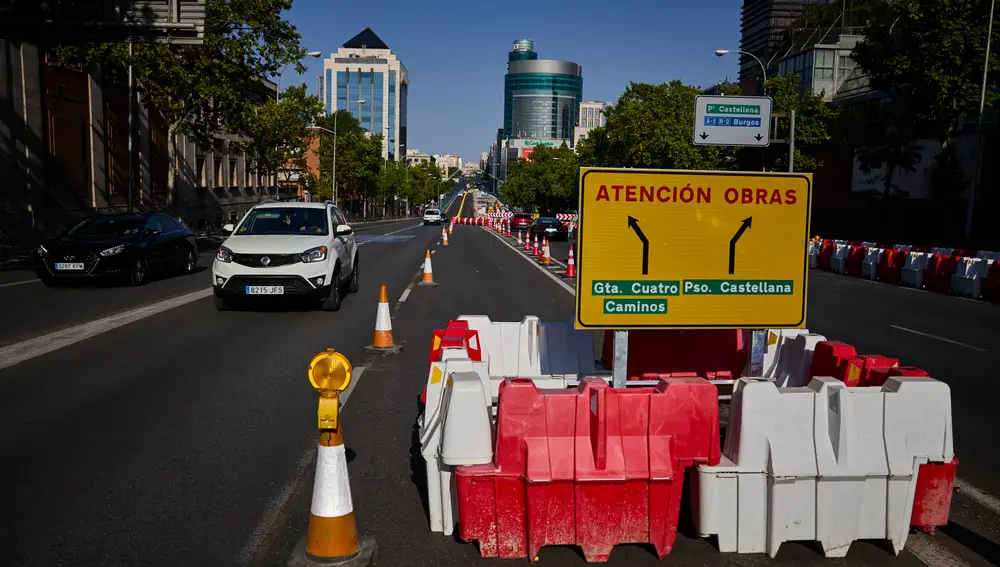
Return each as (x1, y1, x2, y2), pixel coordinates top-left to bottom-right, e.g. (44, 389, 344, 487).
(55, 262, 85, 270)
(246, 285, 284, 295)
(545, 228, 557, 233)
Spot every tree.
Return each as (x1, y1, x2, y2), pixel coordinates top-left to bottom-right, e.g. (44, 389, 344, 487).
(501, 144, 579, 212)
(852, 0, 999, 146)
(49, 0, 306, 203)
(574, 81, 736, 170)
(242, 84, 324, 186)
(314, 128, 383, 204)
(763, 73, 840, 171)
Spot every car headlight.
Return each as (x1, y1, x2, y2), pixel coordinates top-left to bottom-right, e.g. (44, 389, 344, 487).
(301, 246, 328, 263)
(100, 244, 125, 257)
(216, 246, 234, 263)
(37, 244, 48, 257)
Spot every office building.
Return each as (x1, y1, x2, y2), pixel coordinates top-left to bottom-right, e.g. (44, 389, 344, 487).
(739, 0, 811, 94)
(321, 28, 408, 161)
(405, 149, 433, 166)
(503, 39, 583, 142)
(573, 101, 605, 146)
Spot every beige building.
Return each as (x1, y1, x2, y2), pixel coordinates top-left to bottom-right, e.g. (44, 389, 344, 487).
(573, 101, 606, 146)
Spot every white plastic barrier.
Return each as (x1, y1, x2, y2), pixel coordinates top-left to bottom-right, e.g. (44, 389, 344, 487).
(894, 244, 914, 252)
(694, 375, 953, 558)
(742, 329, 816, 381)
(829, 244, 851, 274)
(769, 332, 828, 387)
(976, 250, 1000, 261)
(930, 247, 954, 256)
(808, 241, 821, 268)
(952, 257, 993, 298)
(901, 251, 931, 288)
(861, 248, 882, 280)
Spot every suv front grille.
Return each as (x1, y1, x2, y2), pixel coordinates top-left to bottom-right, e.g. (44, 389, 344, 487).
(233, 253, 301, 268)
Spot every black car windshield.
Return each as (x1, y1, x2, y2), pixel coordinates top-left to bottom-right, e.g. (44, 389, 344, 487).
(534, 217, 562, 226)
(234, 208, 329, 236)
(67, 217, 144, 237)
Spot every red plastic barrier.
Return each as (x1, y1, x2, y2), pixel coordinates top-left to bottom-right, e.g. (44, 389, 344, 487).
(845, 245, 867, 277)
(456, 376, 720, 561)
(422, 320, 482, 405)
(954, 248, 977, 258)
(877, 249, 907, 284)
(600, 330, 745, 380)
(985, 261, 1000, 302)
(923, 254, 959, 294)
(911, 458, 960, 534)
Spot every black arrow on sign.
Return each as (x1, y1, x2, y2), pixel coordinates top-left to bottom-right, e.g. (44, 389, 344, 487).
(699, 132, 709, 140)
(754, 133, 763, 141)
(729, 217, 753, 274)
(627, 215, 650, 275)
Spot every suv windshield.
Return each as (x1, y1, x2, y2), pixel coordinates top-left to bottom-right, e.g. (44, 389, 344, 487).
(425, 210, 440, 215)
(234, 208, 329, 236)
(67, 217, 144, 237)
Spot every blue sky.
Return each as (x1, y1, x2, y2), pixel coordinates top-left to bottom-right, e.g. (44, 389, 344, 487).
(277, 0, 743, 164)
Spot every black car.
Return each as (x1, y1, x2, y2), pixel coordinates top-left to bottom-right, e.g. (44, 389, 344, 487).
(35, 212, 198, 286)
(528, 217, 569, 241)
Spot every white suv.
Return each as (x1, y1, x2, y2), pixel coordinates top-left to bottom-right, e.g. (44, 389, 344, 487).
(423, 208, 442, 225)
(212, 202, 358, 311)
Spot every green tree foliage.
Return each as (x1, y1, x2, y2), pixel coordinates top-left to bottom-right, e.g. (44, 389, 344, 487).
(574, 81, 736, 170)
(763, 73, 840, 171)
(500, 145, 579, 212)
(49, 0, 306, 201)
(313, 112, 383, 203)
(243, 84, 324, 183)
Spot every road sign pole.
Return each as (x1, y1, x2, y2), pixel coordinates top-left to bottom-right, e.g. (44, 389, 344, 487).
(788, 110, 796, 173)
(612, 330, 628, 388)
(748, 329, 767, 377)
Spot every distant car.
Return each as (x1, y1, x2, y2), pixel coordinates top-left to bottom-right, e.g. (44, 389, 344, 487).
(510, 213, 533, 232)
(211, 201, 359, 311)
(35, 212, 197, 286)
(440, 211, 450, 223)
(423, 209, 442, 225)
(529, 217, 569, 241)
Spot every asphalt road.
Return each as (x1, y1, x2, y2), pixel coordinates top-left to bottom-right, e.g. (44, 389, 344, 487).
(2, 202, 999, 566)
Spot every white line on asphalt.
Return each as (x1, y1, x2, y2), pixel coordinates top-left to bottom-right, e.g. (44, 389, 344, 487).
(484, 229, 576, 296)
(888, 325, 989, 353)
(0, 278, 40, 288)
(0, 287, 214, 371)
(355, 221, 425, 247)
(906, 531, 975, 567)
(236, 367, 367, 566)
(955, 478, 1000, 515)
(398, 288, 412, 303)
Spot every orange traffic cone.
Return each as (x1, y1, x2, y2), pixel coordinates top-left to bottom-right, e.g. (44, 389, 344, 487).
(441, 226, 449, 247)
(418, 249, 438, 286)
(524, 232, 531, 251)
(364, 284, 402, 354)
(448, 221, 454, 235)
(532, 234, 541, 256)
(564, 244, 577, 277)
(541, 238, 551, 265)
(517, 231, 523, 246)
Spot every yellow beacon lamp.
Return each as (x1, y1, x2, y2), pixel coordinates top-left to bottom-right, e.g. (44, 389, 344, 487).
(307, 349, 353, 430)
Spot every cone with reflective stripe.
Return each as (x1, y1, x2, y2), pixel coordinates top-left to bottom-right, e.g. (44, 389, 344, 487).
(440, 226, 449, 247)
(564, 244, 576, 277)
(523, 232, 531, 250)
(364, 284, 402, 354)
(541, 237, 551, 265)
(418, 249, 438, 286)
(532, 234, 541, 256)
(448, 220, 454, 235)
(517, 231, 523, 246)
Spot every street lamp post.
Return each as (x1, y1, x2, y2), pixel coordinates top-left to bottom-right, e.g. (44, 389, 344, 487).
(966, 0, 995, 240)
(714, 49, 767, 94)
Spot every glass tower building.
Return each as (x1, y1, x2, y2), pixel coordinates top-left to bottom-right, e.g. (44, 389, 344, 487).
(322, 28, 408, 160)
(503, 40, 583, 142)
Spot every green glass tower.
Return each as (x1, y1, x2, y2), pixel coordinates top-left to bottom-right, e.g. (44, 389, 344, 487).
(503, 39, 583, 141)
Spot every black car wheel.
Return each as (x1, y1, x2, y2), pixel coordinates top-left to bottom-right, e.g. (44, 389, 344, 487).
(321, 266, 343, 311)
(347, 255, 360, 294)
(182, 248, 196, 275)
(130, 257, 147, 286)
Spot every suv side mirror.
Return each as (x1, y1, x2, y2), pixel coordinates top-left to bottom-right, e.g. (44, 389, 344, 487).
(221, 223, 235, 234)
(335, 224, 353, 236)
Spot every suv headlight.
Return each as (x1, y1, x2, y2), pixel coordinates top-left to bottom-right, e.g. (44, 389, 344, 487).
(37, 244, 48, 257)
(100, 244, 125, 257)
(301, 246, 328, 263)
(216, 246, 234, 263)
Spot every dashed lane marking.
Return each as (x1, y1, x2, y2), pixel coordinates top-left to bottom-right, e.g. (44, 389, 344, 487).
(888, 325, 989, 353)
(0, 278, 40, 288)
(398, 287, 412, 303)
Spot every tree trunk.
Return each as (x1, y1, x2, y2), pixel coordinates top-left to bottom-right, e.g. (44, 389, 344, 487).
(167, 122, 180, 207)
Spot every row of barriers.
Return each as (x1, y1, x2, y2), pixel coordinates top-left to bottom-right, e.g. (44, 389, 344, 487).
(418, 317, 958, 562)
(808, 239, 1000, 300)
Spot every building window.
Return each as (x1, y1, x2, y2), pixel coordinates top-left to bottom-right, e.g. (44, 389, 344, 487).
(350, 70, 361, 120)
(336, 71, 347, 112)
(388, 70, 396, 152)
(196, 156, 206, 186)
(230, 159, 238, 186)
(815, 49, 834, 80)
(214, 157, 222, 187)
(325, 69, 333, 115)
(373, 71, 384, 143)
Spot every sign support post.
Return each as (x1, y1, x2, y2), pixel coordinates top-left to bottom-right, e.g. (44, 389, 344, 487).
(612, 330, 628, 388)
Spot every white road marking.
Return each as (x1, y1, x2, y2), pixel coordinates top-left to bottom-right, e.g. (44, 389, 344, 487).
(888, 325, 989, 353)
(0, 278, 39, 288)
(955, 478, 1000, 515)
(906, 531, 975, 567)
(356, 221, 424, 247)
(484, 228, 576, 296)
(0, 287, 214, 371)
(237, 367, 367, 566)
(398, 288, 412, 303)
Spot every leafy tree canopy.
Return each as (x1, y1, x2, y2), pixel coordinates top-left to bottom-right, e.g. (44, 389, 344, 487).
(243, 84, 324, 181)
(763, 73, 840, 171)
(500, 144, 579, 212)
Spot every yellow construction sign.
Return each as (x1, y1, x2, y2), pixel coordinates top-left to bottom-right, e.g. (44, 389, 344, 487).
(575, 168, 812, 329)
